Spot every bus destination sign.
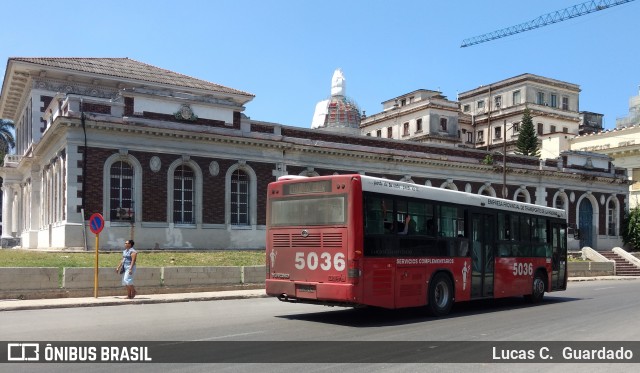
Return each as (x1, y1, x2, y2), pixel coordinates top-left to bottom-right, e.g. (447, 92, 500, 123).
(284, 180, 332, 195)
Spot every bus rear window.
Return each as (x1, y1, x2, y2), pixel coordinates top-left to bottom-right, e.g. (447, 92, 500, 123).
(270, 195, 347, 226)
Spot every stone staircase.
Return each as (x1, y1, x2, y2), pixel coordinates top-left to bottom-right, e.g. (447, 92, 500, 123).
(600, 251, 640, 276)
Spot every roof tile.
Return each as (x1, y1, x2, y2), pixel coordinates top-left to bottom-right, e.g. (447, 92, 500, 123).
(10, 57, 254, 97)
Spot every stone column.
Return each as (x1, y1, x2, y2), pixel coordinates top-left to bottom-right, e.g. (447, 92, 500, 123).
(272, 163, 287, 179)
(29, 169, 42, 247)
(11, 186, 19, 236)
(535, 185, 547, 207)
(1, 185, 14, 238)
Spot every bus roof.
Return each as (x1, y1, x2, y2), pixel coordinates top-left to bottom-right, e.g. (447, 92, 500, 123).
(277, 175, 309, 181)
(359, 175, 566, 220)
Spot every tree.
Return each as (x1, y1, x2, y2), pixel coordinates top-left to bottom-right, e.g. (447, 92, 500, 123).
(515, 108, 540, 157)
(0, 119, 16, 154)
(622, 207, 640, 251)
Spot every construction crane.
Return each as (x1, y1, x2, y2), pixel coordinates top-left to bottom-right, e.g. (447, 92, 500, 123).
(461, 0, 636, 48)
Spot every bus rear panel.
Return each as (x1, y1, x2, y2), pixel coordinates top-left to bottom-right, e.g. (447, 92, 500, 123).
(266, 175, 364, 306)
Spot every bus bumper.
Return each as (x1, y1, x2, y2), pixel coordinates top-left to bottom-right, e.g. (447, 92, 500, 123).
(266, 280, 357, 305)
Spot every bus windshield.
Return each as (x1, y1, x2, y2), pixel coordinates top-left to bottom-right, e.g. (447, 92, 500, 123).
(270, 195, 347, 226)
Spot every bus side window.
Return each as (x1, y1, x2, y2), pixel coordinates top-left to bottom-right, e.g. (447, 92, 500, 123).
(364, 196, 385, 234)
(398, 215, 417, 235)
(459, 240, 469, 257)
(424, 219, 434, 236)
(365, 210, 383, 234)
(498, 243, 512, 257)
(381, 198, 395, 233)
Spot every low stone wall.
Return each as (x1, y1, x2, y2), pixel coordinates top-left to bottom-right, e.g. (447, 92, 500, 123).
(0, 267, 58, 290)
(63, 267, 163, 288)
(567, 261, 615, 276)
(163, 266, 241, 286)
(243, 265, 266, 284)
(0, 266, 266, 299)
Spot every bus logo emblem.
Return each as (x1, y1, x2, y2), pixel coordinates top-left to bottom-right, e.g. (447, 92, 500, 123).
(301, 230, 309, 238)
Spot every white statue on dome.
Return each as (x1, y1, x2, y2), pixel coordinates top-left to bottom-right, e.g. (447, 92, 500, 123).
(331, 68, 346, 97)
(312, 68, 344, 129)
(312, 68, 358, 132)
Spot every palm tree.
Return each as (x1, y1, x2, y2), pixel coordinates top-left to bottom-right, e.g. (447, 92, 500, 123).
(0, 118, 16, 153)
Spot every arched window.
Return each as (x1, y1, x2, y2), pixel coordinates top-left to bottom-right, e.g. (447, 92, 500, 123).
(173, 165, 195, 224)
(514, 187, 531, 203)
(109, 161, 134, 221)
(553, 191, 569, 222)
(167, 158, 202, 225)
(231, 169, 249, 225)
(225, 162, 257, 227)
(478, 183, 496, 197)
(480, 188, 493, 196)
(103, 153, 142, 224)
(440, 180, 458, 191)
(298, 167, 319, 177)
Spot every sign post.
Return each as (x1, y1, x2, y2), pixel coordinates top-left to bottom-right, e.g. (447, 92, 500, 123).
(88, 213, 105, 298)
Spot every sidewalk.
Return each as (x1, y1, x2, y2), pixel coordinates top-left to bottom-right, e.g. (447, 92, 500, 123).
(1, 276, 638, 312)
(0, 289, 268, 312)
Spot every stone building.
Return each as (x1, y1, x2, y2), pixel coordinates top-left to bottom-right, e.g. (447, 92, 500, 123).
(457, 73, 582, 158)
(615, 86, 640, 129)
(571, 124, 640, 208)
(360, 89, 460, 146)
(0, 58, 630, 251)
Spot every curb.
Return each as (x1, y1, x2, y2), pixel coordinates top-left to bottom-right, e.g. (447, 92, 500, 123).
(0, 290, 269, 312)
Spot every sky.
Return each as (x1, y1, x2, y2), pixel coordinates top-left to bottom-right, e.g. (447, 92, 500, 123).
(1, 0, 638, 130)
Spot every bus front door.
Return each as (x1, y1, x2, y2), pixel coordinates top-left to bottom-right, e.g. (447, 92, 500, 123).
(551, 223, 568, 290)
(471, 213, 494, 298)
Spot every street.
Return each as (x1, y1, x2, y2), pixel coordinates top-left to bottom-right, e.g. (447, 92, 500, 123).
(2, 279, 640, 372)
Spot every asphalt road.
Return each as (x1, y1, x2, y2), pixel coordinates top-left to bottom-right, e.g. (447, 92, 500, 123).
(2, 279, 640, 373)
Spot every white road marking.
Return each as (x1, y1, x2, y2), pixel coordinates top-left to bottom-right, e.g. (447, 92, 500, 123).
(192, 331, 265, 341)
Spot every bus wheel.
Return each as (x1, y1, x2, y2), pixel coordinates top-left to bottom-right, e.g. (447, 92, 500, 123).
(428, 273, 453, 317)
(525, 271, 546, 303)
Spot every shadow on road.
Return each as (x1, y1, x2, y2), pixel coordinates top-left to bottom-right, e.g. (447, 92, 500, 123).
(276, 294, 582, 327)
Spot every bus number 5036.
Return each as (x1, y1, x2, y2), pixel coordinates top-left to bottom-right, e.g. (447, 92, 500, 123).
(513, 262, 533, 276)
(294, 252, 346, 271)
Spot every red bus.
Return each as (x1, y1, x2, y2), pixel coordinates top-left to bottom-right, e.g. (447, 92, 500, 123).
(265, 174, 567, 316)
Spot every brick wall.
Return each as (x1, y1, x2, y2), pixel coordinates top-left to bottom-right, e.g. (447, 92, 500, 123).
(40, 95, 53, 133)
(254, 162, 275, 226)
(124, 97, 134, 116)
(81, 102, 111, 115)
(81, 147, 275, 225)
(251, 123, 275, 133)
(81, 147, 111, 216)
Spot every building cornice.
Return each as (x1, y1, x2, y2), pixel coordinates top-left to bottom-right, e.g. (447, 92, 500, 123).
(458, 73, 581, 100)
(27, 114, 625, 187)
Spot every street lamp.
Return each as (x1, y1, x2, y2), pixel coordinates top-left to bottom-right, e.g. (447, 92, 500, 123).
(494, 150, 507, 199)
(495, 119, 512, 199)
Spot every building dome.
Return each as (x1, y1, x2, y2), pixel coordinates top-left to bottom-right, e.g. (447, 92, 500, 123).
(311, 69, 361, 134)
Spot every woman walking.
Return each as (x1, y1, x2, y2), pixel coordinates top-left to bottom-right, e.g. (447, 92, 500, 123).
(116, 240, 137, 299)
